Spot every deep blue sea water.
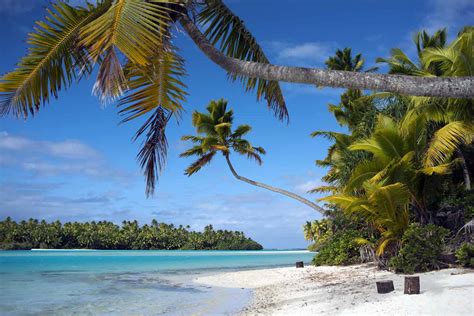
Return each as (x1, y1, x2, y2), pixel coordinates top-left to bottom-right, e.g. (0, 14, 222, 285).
(0, 250, 315, 315)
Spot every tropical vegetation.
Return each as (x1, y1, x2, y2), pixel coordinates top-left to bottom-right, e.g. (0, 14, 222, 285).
(1, 0, 472, 199)
(0, 217, 263, 250)
(180, 99, 325, 213)
(305, 27, 474, 271)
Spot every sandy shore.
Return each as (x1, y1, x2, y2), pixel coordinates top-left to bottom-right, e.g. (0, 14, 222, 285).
(194, 264, 474, 315)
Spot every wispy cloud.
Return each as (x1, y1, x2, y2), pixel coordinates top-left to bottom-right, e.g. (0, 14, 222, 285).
(267, 41, 336, 67)
(0, 132, 133, 181)
(0, 132, 101, 160)
(421, 0, 474, 34)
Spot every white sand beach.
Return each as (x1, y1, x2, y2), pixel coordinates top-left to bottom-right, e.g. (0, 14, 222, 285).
(195, 264, 474, 315)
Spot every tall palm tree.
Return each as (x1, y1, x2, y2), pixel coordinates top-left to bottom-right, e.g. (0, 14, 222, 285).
(180, 99, 325, 213)
(378, 27, 474, 190)
(1, 2, 471, 196)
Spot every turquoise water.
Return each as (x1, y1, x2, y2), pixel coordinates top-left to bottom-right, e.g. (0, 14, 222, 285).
(0, 250, 314, 315)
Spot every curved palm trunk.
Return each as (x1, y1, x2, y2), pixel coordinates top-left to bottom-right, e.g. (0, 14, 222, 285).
(179, 15, 474, 98)
(457, 149, 472, 191)
(224, 154, 325, 214)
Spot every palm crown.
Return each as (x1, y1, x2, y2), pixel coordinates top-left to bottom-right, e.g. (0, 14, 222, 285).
(180, 99, 265, 175)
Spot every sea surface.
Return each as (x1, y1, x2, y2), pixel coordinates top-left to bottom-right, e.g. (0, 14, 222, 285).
(0, 250, 315, 315)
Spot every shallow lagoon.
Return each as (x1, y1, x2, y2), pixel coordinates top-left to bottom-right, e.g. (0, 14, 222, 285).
(0, 250, 314, 315)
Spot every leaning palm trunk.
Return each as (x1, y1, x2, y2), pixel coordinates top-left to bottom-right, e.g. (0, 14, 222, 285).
(456, 149, 472, 191)
(224, 154, 325, 214)
(179, 15, 474, 98)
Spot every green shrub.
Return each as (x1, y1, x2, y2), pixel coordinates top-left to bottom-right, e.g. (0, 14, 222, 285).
(312, 230, 361, 266)
(390, 224, 448, 274)
(455, 243, 474, 268)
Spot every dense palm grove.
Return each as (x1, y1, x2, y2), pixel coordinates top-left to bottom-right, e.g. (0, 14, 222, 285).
(0, 218, 262, 250)
(303, 27, 474, 272)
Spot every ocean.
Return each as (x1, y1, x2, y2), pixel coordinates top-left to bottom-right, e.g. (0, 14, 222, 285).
(0, 250, 315, 315)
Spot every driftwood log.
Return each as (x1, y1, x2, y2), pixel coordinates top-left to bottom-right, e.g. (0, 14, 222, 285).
(296, 261, 304, 268)
(404, 276, 420, 294)
(376, 280, 394, 294)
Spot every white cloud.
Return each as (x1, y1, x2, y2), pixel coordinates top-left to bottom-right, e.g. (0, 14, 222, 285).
(0, 132, 101, 160)
(0, 132, 131, 181)
(268, 41, 335, 66)
(295, 180, 322, 194)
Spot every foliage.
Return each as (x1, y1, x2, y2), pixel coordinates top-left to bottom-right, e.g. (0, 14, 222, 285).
(321, 182, 410, 256)
(455, 242, 474, 268)
(306, 28, 473, 267)
(389, 224, 448, 274)
(180, 99, 265, 175)
(0, 0, 287, 196)
(0, 218, 262, 251)
(312, 229, 362, 266)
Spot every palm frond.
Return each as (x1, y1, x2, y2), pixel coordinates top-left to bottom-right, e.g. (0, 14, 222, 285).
(197, 0, 288, 121)
(93, 47, 127, 104)
(134, 107, 172, 196)
(179, 145, 204, 158)
(308, 185, 337, 194)
(118, 46, 187, 121)
(80, 0, 172, 66)
(0, 1, 110, 117)
(184, 151, 216, 176)
(232, 124, 251, 138)
(424, 121, 474, 166)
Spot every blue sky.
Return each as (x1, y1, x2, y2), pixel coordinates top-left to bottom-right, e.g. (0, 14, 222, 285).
(0, 0, 472, 248)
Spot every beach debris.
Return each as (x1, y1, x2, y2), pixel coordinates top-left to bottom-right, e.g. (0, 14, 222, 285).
(296, 261, 304, 268)
(376, 280, 394, 293)
(404, 276, 420, 294)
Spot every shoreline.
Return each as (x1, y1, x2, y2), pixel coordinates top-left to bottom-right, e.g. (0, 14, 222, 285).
(195, 264, 474, 315)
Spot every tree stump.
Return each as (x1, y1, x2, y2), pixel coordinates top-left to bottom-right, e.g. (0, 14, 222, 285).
(296, 261, 304, 268)
(376, 280, 394, 294)
(404, 276, 420, 294)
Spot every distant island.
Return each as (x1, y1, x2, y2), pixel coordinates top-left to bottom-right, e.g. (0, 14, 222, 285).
(0, 217, 263, 251)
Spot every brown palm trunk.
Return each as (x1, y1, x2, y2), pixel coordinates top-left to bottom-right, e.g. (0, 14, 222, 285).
(224, 154, 325, 214)
(179, 15, 474, 98)
(457, 149, 472, 191)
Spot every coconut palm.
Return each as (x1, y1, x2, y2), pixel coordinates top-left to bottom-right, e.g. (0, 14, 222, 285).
(180, 99, 325, 213)
(378, 27, 474, 190)
(321, 182, 410, 256)
(343, 115, 473, 221)
(1, 2, 472, 196)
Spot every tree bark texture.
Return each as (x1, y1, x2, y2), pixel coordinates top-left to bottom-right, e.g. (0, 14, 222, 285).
(404, 276, 420, 294)
(180, 15, 474, 98)
(376, 280, 395, 294)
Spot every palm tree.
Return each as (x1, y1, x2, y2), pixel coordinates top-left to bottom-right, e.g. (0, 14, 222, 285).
(343, 115, 473, 222)
(1, 2, 472, 197)
(321, 182, 410, 256)
(378, 27, 474, 190)
(180, 99, 325, 213)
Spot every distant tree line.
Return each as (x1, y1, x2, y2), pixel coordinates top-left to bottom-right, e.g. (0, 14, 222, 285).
(0, 218, 263, 251)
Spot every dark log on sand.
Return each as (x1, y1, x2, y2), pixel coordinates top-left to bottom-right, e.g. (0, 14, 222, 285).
(296, 261, 304, 268)
(376, 280, 394, 294)
(404, 276, 420, 294)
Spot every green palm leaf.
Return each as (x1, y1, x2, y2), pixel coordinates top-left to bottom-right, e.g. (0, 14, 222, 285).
(80, 0, 172, 66)
(118, 47, 187, 122)
(423, 121, 474, 166)
(0, 1, 111, 117)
